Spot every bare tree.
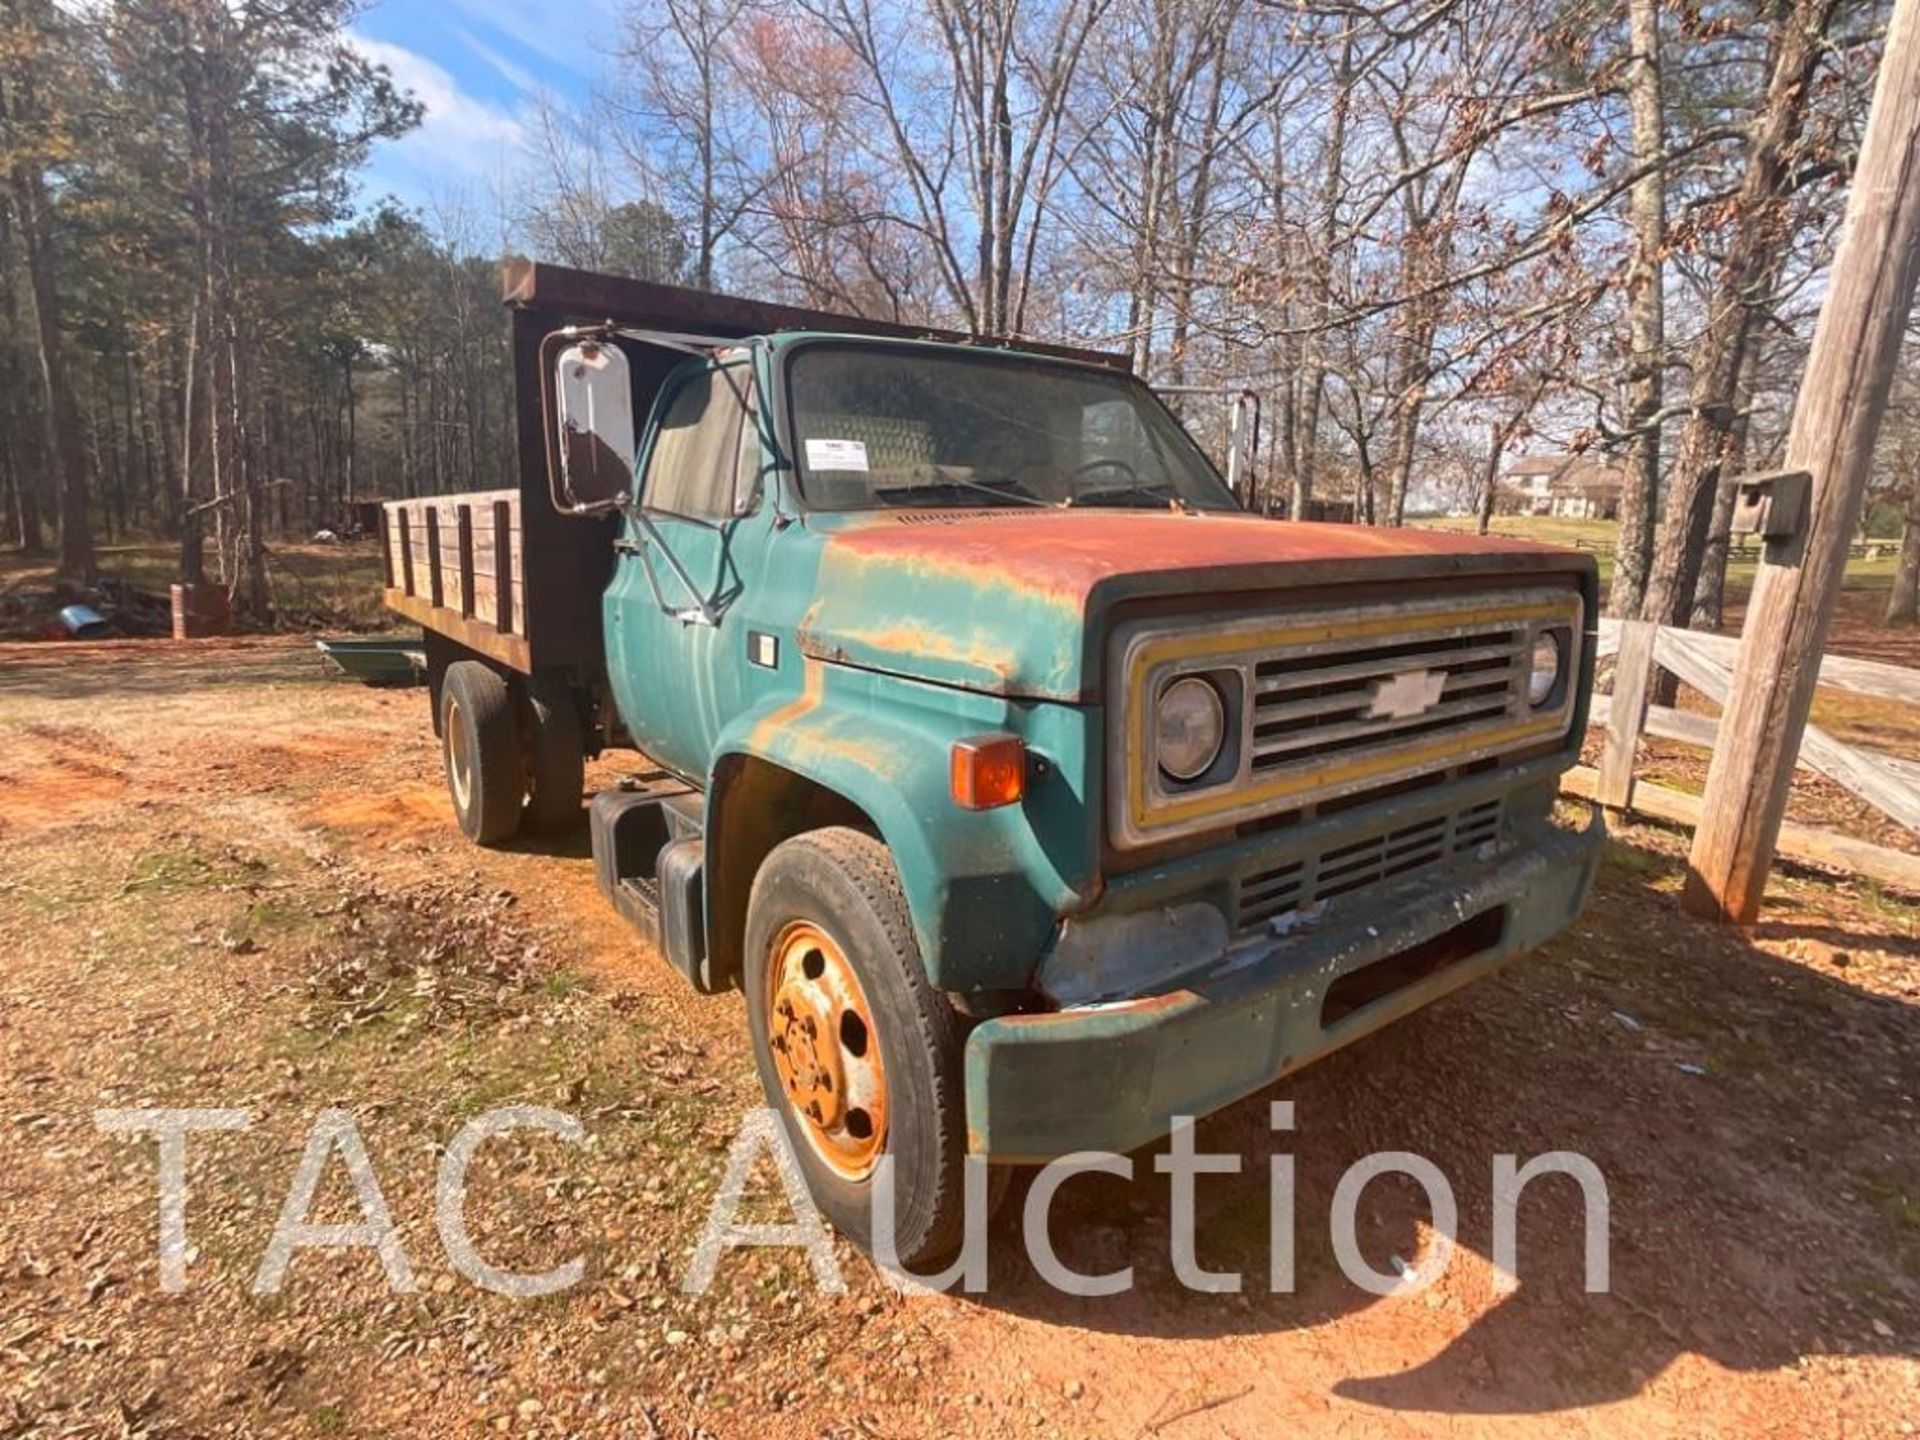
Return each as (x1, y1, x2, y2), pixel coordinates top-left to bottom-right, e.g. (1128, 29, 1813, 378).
(1, 0, 94, 581)
(614, 0, 758, 289)
(1643, 0, 1843, 635)
(802, 0, 1111, 336)
(1610, 0, 1666, 615)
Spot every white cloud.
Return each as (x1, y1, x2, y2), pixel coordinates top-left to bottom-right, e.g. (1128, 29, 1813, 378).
(437, 0, 623, 77)
(350, 31, 527, 194)
(457, 26, 539, 97)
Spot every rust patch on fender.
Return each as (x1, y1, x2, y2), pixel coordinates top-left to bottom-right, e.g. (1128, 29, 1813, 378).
(810, 623, 1019, 685)
(744, 659, 909, 781)
(990, 988, 1198, 1030)
(747, 658, 825, 754)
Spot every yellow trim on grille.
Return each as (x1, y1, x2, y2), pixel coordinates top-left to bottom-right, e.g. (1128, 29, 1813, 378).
(1126, 595, 1580, 834)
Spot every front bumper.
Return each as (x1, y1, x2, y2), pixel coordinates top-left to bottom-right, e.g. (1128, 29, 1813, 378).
(962, 806, 1604, 1161)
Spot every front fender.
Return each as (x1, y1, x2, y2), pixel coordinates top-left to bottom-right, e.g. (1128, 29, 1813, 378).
(711, 659, 1101, 993)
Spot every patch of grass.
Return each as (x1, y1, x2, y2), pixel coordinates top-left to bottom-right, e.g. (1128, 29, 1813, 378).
(1860, 1170, 1920, 1233)
(1856, 880, 1920, 928)
(1604, 838, 1676, 879)
(121, 842, 272, 896)
(542, 970, 588, 1001)
(1410, 515, 1895, 597)
(1, 536, 389, 633)
(247, 898, 305, 931)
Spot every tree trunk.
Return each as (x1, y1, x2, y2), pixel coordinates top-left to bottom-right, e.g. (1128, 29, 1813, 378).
(344, 351, 357, 511)
(0, 198, 45, 554)
(1644, 0, 1833, 638)
(1477, 425, 1502, 535)
(1888, 474, 1920, 625)
(8, 157, 94, 582)
(1383, 309, 1437, 527)
(1165, 9, 1234, 389)
(1690, 352, 1760, 628)
(1611, 0, 1666, 617)
(176, 301, 206, 585)
(1291, 37, 1353, 523)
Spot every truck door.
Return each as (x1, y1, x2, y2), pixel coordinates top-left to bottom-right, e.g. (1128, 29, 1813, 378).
(605, 356, 761, 783)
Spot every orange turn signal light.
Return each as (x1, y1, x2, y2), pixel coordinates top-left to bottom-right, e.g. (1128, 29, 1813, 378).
(951, 734, 1026, 810)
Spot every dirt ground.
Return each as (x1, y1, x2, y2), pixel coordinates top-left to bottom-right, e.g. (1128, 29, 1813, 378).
(3, 637, 1919, 1439)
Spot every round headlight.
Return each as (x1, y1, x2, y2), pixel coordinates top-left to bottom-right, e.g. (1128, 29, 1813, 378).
(1527, 631, 1564, 707)
(1157, 676, 1226, 782)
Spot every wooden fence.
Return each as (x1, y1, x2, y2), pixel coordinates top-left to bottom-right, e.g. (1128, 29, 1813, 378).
(1565, 536, 1899, 562)
(1563, 618, 1920, 891)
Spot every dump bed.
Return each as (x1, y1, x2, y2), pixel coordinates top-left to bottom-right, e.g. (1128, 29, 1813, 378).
(381, 490, 529, 670)
(383, 260, 1128, 677)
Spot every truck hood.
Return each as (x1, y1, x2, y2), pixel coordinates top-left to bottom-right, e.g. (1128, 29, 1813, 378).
(797, 509, 1584, 702)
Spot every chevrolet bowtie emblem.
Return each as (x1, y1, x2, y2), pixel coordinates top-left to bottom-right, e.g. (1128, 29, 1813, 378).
(1368, 668, 1448, 720)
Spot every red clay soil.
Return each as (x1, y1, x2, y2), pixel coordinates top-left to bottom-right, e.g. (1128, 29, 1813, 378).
(0, 637, 1916, 1437)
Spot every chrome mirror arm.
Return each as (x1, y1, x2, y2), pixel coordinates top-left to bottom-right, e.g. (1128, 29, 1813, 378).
(630, 510, 720, 628)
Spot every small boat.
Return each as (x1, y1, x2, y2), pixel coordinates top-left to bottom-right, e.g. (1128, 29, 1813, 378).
(57, 604, 111, 639)
(314, 636, 426, 686)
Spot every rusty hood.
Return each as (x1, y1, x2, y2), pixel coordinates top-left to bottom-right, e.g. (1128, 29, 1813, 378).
(797, 509, 1585, 701)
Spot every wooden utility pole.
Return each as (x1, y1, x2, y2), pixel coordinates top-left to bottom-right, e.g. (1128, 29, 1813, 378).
(1683, 0, 1920, 923)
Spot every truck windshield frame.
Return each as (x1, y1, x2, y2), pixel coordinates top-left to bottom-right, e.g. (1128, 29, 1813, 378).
(779, 339, 1240, 513)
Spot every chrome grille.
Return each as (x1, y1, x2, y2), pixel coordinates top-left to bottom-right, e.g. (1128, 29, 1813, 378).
(1108, 586, 1582, 850)
(1250, 627, 1526, 774)
(1237, 798, 1503, 931)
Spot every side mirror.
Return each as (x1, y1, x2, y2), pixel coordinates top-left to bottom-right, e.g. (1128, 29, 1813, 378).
(552, 340, 635, 513)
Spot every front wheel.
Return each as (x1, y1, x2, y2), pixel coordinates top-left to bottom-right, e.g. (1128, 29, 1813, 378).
(743, 828, 975, 1266)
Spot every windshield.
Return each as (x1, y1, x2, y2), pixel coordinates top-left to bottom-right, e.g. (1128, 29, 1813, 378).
(785, 343, 1239, 512)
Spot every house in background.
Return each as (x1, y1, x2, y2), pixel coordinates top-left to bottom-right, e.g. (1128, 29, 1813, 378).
(1500, 454, 1625, 520)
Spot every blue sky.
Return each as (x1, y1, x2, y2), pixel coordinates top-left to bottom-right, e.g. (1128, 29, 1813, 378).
(347, 0, 624, 220)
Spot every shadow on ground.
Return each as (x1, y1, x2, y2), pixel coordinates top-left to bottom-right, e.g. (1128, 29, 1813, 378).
(955, 851, 1920, 1415)
(0, 637, 328, 698)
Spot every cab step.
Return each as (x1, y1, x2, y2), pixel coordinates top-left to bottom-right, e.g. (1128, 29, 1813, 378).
(590, 784, 715, 992)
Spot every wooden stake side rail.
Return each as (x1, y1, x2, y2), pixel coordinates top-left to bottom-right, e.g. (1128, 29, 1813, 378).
(379, 490, 531, 672)
(1570, 616, 1920, 893)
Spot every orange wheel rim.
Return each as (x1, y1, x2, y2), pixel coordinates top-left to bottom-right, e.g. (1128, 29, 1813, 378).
(764, 920, 887, 1180)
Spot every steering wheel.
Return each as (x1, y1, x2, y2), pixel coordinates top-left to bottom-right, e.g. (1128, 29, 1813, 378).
(1069, 456, 1140, 486)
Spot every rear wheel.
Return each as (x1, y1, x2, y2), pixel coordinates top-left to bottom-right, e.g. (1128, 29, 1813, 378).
(743, 828, 976, 1266)
(522, 674, 585, 834)
(440, 661, 522, 845)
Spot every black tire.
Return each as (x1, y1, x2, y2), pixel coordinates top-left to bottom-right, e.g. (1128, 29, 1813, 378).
(743, 827, 977, 1266)
(521, 674, 585, 834)
(439, 661, 522, 845)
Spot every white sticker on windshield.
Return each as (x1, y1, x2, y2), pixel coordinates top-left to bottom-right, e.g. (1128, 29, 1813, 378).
(805, 438, 869, 472)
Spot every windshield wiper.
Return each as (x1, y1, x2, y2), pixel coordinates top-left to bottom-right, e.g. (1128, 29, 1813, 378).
(873, 476, 1049, 508)
(1062, 482, 1195, 514)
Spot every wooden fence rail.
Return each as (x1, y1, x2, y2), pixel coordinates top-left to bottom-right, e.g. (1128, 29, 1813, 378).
(1566, 618, 1920, 892)
(1563, 536, 1899, 562)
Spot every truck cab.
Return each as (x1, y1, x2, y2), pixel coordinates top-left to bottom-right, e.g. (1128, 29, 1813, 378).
(383, 263, 1603, 1266)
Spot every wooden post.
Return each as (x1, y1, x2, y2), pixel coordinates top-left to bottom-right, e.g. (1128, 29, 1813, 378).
(456, 505, 475, 620)
(493, 499, 514, 635)
(1598, 621, 1655, 809)
(425, 504, 443, 609)
(397, 508, 414, 595)
(1684, 0, 1920, 922)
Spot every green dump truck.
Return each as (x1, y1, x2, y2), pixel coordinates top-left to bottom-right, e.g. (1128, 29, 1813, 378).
(383, 261, 1602, 1264)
